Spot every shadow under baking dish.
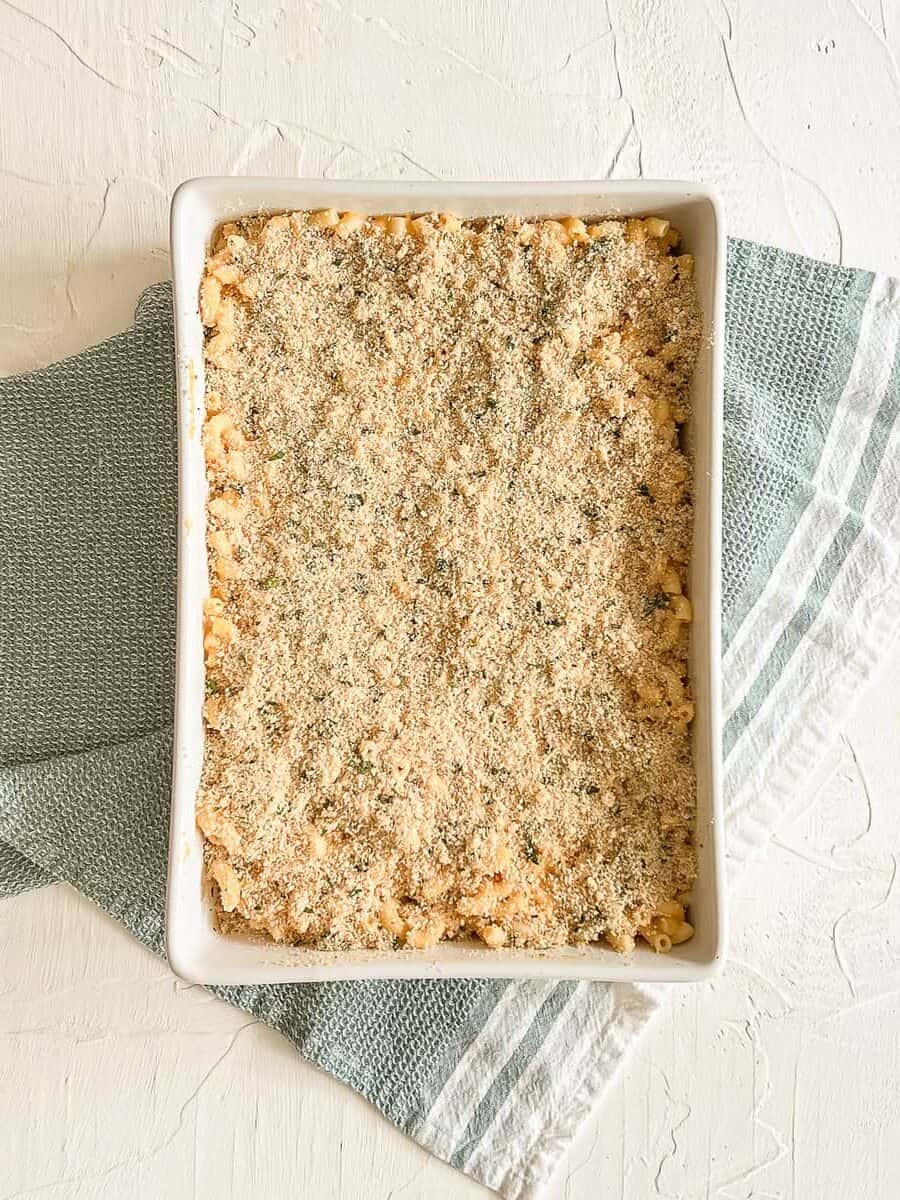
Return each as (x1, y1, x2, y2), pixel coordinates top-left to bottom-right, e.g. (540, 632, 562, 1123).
(167, 178, 726, 985)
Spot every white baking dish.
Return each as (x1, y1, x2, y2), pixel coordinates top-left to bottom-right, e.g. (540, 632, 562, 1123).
(167, 178, 726, 984)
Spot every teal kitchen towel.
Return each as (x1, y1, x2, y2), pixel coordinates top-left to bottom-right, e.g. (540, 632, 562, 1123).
(2, 242, 900, 1198)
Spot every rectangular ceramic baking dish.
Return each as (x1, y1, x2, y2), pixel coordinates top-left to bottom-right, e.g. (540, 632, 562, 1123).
(167, 178, 726, 984)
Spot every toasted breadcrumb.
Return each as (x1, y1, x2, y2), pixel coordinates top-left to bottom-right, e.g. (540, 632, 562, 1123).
(198, 210, 701, 952)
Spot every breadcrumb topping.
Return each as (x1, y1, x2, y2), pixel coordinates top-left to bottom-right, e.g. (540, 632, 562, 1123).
(197, 209, 700, 954)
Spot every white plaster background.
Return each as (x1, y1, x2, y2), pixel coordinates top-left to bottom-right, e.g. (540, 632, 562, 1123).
(2, 2, 900, 1197)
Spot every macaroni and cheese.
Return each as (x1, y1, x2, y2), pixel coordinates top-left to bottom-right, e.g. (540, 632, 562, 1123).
(197, 209, 700, 953)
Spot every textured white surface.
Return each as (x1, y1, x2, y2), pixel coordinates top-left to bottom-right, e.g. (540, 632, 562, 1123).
(2, 2, 900, 1197)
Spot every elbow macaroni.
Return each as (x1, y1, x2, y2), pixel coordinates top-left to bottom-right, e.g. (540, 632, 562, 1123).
(197, 208, 699, 953)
